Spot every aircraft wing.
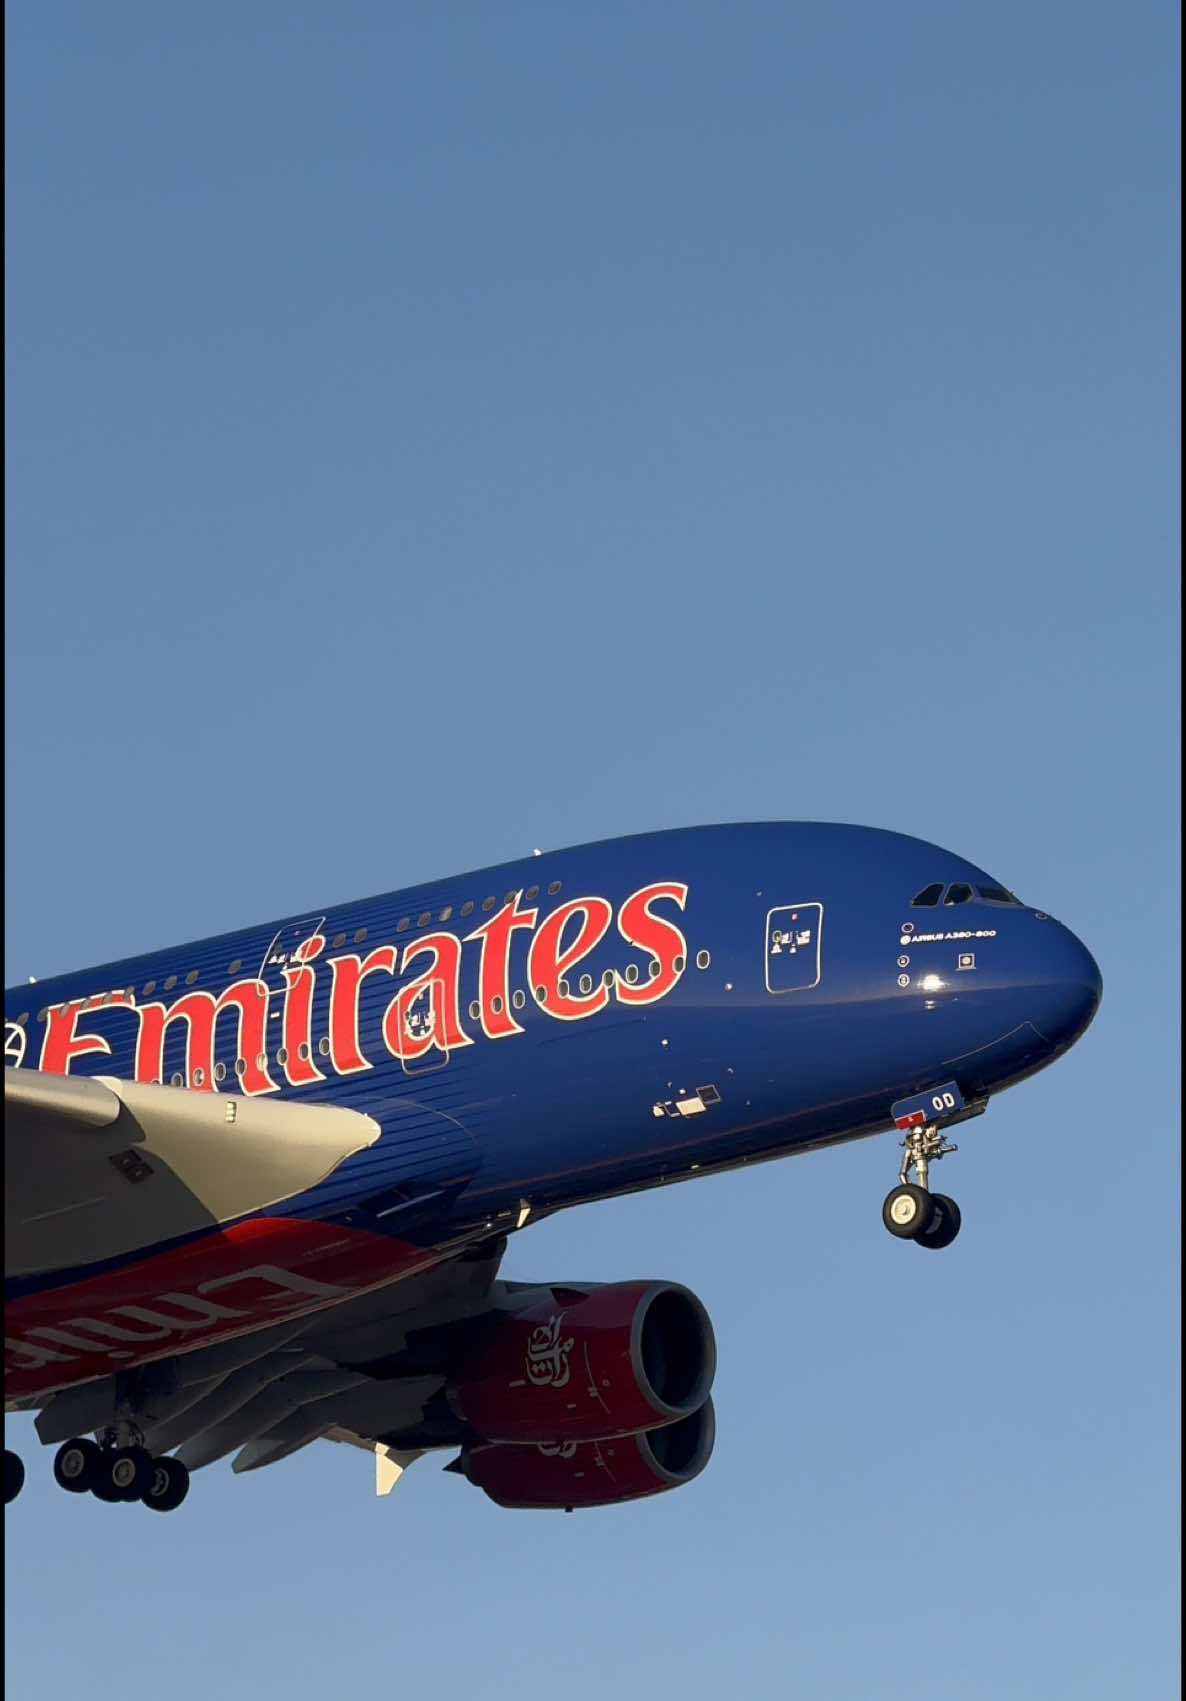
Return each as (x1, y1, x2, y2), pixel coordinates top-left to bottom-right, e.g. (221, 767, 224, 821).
(4, 1067, 381, 1279)
(27, 1243, 506, 1498)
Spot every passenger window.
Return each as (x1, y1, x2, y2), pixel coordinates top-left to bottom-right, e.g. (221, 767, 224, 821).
(911, 883, 944, 907)
(943, 884, 973, 906)
(977, 886, 1022, 905)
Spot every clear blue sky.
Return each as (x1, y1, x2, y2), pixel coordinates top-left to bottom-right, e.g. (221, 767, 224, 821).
(4, 3, 1179, 1696)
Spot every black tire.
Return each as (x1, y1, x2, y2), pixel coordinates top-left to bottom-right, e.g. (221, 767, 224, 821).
(53, 1438, 102, 1494)
(5, 1450, 25, 1504)
(882, 1183, 933, 1240)
(108, 1446, 155, 1502)
(141, 1456, 190, 1513)
(916, 1192, 962, 1250)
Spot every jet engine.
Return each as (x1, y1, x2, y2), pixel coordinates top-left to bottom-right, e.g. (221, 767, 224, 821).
(458, 1398, 716, 1510)
(449, 1280, 715, 1445)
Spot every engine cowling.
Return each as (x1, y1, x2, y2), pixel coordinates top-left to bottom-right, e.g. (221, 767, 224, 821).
(460, 1398, 716, 1510)
(449, 1280, 715, 1445)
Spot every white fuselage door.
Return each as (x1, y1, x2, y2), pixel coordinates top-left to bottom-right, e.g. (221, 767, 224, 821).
(765, 903, 824, 993)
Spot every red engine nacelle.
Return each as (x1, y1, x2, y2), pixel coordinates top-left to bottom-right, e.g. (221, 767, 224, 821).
(460, 1398, 716, 1511)
(449, 1280, 715, 1445)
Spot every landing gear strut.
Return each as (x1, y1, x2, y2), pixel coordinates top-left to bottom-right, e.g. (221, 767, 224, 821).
(882, 1121, 962, 1250)
(51, 1427, 190, 1510)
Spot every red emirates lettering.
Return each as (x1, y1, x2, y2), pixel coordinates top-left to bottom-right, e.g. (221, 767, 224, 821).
(135, 980, 277, 1094)
(23, 881, 698, 1098)
(327, 946, 398, 1075)
(527, 897, 614, 1021)
(40, 992, 136, 1074)
(281, 934, 326, 1086)
(382, 933, 472, 1061)
(615, 882, 690, 1006)
(466, 894, 538, 1039)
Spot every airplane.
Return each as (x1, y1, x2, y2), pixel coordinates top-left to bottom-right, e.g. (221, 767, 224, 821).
(3, 822, 1101, 1515)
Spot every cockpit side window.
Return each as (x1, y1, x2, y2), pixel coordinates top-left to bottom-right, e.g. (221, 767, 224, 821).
(943, 883, 973, 906)
(977, 885, 1022, 905)
(911, 883, 944, 907)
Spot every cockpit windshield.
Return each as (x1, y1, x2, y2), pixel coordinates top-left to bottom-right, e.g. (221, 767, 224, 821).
(910, 883, 945, 907)
(910, 881, 1024, 908)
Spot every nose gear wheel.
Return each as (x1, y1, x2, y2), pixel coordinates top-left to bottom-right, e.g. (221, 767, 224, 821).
(882, 1183, 933, 1238)
(916, 1193, 961, 1250)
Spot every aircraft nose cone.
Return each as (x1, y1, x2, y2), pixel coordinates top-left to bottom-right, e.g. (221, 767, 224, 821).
(1032, 919, 1103, 1052)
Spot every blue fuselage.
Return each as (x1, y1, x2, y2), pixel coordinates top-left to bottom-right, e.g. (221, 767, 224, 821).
(4, 823, 1101, 1298)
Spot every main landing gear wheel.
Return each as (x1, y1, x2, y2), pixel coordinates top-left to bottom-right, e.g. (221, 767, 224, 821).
(53, 1432, 188, 1509)
(141, 1457, 190, 1513)
(5, 1450, 25, 1504)
(105, 1446, 156, 1502)
(916, 1192, 962, 1251)
(882, 1183, 933, 1239)
(53, 1437, 102, 1494)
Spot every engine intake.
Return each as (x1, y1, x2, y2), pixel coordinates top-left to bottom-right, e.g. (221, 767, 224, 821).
(460, 1398, 716, 1511)
(450, 1279, 715, 1445)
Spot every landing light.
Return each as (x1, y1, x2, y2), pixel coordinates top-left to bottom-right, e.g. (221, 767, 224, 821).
(920, 974, 945, 992)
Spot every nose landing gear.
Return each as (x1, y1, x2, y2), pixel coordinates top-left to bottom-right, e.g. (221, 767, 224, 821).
(882, 1116, 964, 1250)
